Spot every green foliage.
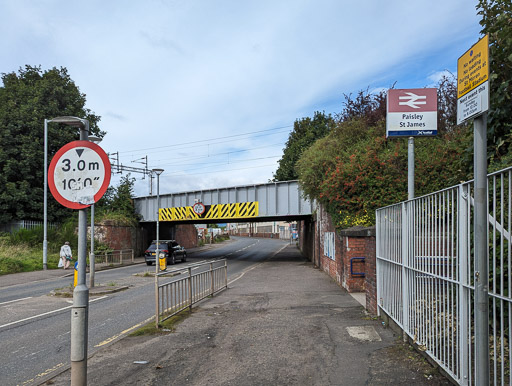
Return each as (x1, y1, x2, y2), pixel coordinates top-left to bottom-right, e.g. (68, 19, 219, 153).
(0, 65, 103, 223)
(477, 0, 512, 164)
(0, 237, 62, 274)
(297, 74, 473, 229)
(337, 87, 387, 126)
(130, 310, 190, 336)
(273, 111, 333, 181)
(299, 120, 471, 228)
(95, 175, 140, 225)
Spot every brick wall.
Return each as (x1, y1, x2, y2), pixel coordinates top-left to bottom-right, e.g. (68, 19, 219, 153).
(298, 205, 377, 313)
(91, 222, 146, 255)
(364, 235, 377, 315)
(338, 226, 376, 296)
(91, 222, 198, 255)
(175, 224, 198, 249)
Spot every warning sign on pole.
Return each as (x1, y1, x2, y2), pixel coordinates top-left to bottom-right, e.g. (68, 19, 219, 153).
(457, 35, 489, 124)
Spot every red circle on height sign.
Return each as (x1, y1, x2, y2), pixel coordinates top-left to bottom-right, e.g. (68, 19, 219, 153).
(192, 202, 206, 215)
(48, 140, 111, 209)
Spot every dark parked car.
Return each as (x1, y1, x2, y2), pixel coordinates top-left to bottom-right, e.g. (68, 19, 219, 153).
(144, 240, 187, 266)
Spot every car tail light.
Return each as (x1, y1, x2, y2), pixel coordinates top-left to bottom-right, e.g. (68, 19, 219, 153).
(145, 250, 150, 254)
(161, 249, 169, 253)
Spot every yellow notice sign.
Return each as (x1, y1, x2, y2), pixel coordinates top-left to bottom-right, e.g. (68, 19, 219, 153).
(457, 35, 489, 99)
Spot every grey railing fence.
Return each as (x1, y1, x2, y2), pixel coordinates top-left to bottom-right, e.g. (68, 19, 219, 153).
(155, 259, 227, 325)
(92, 249, 135, 265)
(0, 220, 58, 233)
(376, 165, 512, 385)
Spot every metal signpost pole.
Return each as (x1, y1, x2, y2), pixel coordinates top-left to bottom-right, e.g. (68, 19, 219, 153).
(71, 119, 90, 386)
(43, 119, 49, 270)
(474, 113, 490, 385)
(90, 203, 95, 288)
(152, 169, 164, 328)
(456, 35, 490, 384)
(408, 137, 414, 200)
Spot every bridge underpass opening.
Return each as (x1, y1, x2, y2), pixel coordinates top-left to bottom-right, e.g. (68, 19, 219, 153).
(134, 180, 315, 245)
(139, 215, 313, 246)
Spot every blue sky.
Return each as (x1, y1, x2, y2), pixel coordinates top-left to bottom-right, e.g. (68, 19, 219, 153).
(0, 0, 482, 196)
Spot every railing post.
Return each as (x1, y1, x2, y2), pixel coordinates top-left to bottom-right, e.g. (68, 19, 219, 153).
(458, 183, 469, 385)
(376, 209, 381, 317)
(132, 249, 134, 263)
(210, 263, 214, 295)
(104, 251, 107, 264)
(188, 267, 193, 311)
(120, 250, 123, 265)
(402, 202, 410, 341)
(224, 260, 228, 289)
(155, 272, 159, 328)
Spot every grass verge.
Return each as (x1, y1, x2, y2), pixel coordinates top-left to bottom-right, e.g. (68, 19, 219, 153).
(129, 310, 192, 337)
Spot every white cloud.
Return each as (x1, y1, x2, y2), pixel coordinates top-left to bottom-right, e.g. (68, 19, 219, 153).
(1, 0, 482, 197)
(427, 70, 456, 86)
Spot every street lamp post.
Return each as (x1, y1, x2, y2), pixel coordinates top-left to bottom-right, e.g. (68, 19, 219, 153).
(88, 136, 102, 288)
(152, 168, 164, 328)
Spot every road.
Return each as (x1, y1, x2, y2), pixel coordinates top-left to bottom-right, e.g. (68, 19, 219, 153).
(0, 236, 288, 386)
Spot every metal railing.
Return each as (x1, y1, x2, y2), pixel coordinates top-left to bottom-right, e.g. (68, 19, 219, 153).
(155, 259, 227, 325)
(0, 220, 58, 233)
(376, 165, 512, 385)
(92, 249, 134, 265)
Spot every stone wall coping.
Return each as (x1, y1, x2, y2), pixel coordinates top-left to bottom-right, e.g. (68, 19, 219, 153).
(338, 226, 376, 237)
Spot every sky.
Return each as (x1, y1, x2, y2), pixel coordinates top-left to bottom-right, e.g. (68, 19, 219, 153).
(0, 0, 483, 197)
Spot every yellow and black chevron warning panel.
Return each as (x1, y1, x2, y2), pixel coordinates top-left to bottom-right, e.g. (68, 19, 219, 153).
(238, 201, 257, 217)
(159, 201, 259, 221)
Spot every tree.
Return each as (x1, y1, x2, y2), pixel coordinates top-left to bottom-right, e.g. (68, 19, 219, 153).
(336, 87, 387, 126)
(0, 65, 103, 223)
(436, 73, 459, 133)
(477, 0, 512, 164)
(273, 111, 333, 181)
(95, 175, 140, 225)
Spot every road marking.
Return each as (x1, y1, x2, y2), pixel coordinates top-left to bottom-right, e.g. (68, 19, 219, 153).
(0, 296, 32, 305)
(228, 243, 288, 285)
(95, 315, 154, 347)
(21, 362, 65, 385)
(233, 240, 259, 254)
(0, 296, 108, 329)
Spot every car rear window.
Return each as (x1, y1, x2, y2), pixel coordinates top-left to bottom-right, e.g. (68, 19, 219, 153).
(147, 243, 169, 251)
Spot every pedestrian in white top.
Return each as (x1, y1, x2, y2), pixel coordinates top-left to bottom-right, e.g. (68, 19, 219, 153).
(59, 241, 73, 269)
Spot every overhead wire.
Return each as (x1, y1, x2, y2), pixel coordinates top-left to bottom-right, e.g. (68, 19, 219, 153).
(120, 124, 292, 156)
(160, 163, 278, 177)
(153, 142, 284, 166)
(160, 155, 281, 173)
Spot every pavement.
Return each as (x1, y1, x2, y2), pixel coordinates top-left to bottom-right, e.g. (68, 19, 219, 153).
(44, 244, 450, 385)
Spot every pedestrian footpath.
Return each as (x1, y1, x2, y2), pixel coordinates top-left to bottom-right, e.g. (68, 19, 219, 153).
(49, 244, 449, 385)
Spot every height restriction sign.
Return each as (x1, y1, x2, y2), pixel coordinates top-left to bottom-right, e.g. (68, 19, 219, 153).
(49, 140, 111, 209)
